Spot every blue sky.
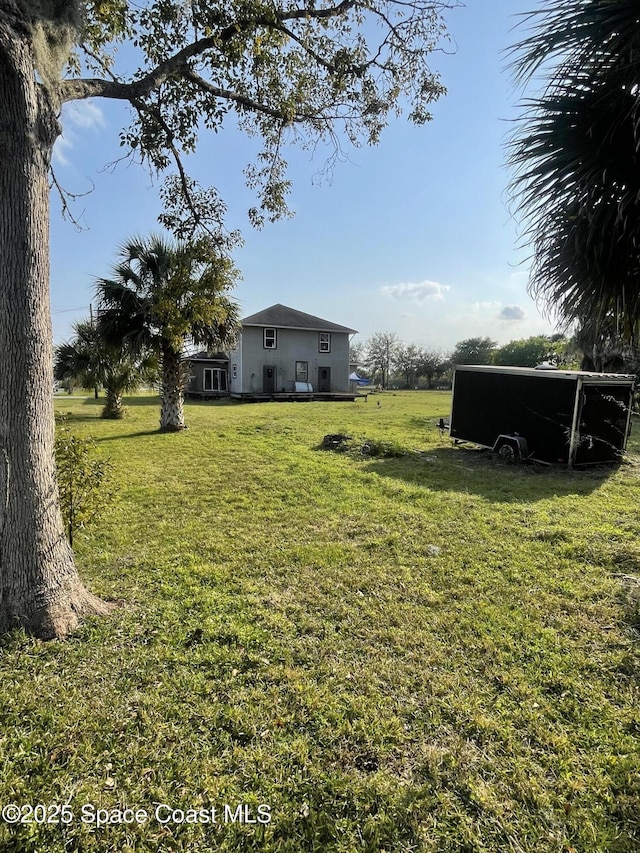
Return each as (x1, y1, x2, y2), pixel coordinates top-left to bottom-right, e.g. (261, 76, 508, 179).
(50, 0, 558, 352)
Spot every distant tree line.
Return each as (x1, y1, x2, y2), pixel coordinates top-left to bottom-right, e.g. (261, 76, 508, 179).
(351, 330, 640, 390)
(451, 334, 570, 369)
(350, 333, 450, 390)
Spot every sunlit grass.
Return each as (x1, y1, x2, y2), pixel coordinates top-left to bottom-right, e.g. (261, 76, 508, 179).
(0, 392, 638, 852)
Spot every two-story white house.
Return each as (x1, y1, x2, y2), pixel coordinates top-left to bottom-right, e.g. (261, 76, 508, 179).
(228, 304, 357, 398)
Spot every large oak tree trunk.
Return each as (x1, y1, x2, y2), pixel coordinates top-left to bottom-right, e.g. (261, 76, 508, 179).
(159, 345, 186, 431)
(0, 16, 110, 638)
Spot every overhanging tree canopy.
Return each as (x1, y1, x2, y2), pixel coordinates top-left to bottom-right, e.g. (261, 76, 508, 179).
(508, 0, 640, 341)
(0, 0, 455, 638)
(58, 0, 456, 233)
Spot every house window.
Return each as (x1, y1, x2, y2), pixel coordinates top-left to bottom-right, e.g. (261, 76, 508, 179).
(203, 367, 227, 392)
(319, 332, 331, 352)
(264, 328, 277, 349)
(232, 363, 238, 379)
(295, 361, 308, 382)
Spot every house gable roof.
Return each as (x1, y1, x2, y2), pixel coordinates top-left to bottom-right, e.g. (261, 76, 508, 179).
(241, 304, 357, 334)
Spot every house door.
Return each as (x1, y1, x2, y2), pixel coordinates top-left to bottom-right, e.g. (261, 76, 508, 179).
(263, 365, 276, 393)
(318, 366, 331, 392)
(203, 367, 227, 392)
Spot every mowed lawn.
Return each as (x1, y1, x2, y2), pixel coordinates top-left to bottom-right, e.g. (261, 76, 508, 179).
(1, 391, 639, 853)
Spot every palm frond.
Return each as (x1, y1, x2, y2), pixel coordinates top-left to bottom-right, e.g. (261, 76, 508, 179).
(94, 233, 240, 372)
(509, 1, 640, 85)
(509, 0, 640, 337)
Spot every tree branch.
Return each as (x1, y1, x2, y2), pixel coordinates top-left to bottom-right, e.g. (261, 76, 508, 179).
(49, 170, 95, 231)
(130, 95, 226, 240)
(60, 0, 359, 104)
(182, 68, 302, 122)
(271, 21, 342, 74)
(70, 30, 278, 237)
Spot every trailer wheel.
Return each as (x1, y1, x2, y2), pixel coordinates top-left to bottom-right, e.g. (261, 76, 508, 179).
(497, 443, 516, 463)
(493, 434, 529, 463)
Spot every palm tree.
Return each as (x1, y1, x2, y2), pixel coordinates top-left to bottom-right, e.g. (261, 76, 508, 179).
(96, 235, 240, 431)
(54, 320, 157, 418)
(574, 313, 640, 375)
(509, 1, 640, 343)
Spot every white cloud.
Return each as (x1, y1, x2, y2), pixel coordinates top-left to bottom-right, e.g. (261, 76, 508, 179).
(470, 300, 500, 313)
(53, 101, 106, 166)
(498, 305, 526, 321)
(53, 136, 73, 167)
(380, 280, 450, 302)
(64, 100, 106, 129)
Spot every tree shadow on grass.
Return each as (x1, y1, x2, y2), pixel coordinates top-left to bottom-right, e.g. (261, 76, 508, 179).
(54, 412, 102, 423)
(406, 412, 451, 430)
(93, 430, 161, 443)
(357, 444, 629, 503)
(81, 395, 160, 407)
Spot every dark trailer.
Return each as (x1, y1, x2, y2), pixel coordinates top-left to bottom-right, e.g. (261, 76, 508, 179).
(449, 365, 635, 467)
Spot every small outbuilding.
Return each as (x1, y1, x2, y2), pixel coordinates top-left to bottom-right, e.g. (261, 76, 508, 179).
(186, 352, 230, 399)
(449, 365, 635, 466)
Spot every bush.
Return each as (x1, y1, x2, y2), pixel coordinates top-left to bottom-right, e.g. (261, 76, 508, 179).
(54, 415, 115, 547)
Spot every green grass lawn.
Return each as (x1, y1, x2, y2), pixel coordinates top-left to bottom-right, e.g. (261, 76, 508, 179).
(1, 392, 638, 852)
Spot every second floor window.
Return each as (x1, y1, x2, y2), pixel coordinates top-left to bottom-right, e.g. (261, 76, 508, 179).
(319, 332, 331, 352)
(264, 328, 277, 349)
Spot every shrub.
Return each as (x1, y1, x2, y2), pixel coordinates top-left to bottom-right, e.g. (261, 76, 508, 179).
(54, 415, 115, 547)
